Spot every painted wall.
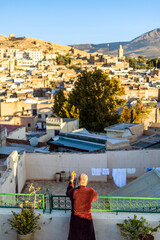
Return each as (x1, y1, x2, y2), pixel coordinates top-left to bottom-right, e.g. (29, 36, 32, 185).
(0, 101, 52, 118)
(0, 210, 160, 240)
(61, 119, 79, 133)
(7, 127, 26, 140)
(25, 153, 107, 182)
(21, 149, 160, 181)
(0, 150, 26, 194)
(24, 149, 160, 181)
(2, 148, 160, 194)
(38, 134, 50, 143)
(17, 152, 26, 193)
(107, 149, 160, 179)
(0, 169, 15, 193)
(37, 104, 51, 122)
(46, 118, 79, 137)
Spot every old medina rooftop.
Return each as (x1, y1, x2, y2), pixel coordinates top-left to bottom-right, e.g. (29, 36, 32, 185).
(0, 119, 159, 238)
(1, 119, 160, 240)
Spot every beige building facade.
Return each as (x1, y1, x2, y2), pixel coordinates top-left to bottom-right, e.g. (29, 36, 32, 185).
(46, 117, 79, 137)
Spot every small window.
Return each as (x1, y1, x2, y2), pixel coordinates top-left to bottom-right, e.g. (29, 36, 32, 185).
(45, 114, 48, 118)
(38, 114, 42, 118)
(28, 123, 31, 127)
(33, 109, 37, 116)
(55, 130, 60, 136)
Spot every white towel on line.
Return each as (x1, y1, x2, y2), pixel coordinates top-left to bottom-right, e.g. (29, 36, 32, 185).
(112, 168, 126, 188)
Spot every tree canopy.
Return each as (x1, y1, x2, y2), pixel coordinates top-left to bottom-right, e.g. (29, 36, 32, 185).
(120, 100, 153, 123)
(52, 70, 125, 132)
(56, 53, 71, 65)
(51, 90, 66, 117)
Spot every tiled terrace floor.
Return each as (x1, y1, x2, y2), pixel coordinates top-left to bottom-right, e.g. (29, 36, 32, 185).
(22, 178, 136, 196)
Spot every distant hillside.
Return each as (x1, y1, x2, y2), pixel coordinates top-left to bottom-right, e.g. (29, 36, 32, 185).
(0, 34, 89, 57)
(70, 28, 160, 58)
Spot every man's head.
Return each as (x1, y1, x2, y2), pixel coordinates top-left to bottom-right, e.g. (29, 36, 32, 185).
(79, 173, 88, 186)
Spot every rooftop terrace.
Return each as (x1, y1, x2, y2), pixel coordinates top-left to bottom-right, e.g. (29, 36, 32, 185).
(22, 178, 136, 196)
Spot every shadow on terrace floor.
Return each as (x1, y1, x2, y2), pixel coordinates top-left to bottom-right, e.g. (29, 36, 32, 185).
(22, 178, 136, 196)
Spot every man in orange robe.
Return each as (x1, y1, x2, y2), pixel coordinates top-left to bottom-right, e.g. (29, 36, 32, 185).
(66, 173, 98, 240)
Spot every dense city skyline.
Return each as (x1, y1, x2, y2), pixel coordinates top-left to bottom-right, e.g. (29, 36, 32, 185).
(1, 0, 160, 45)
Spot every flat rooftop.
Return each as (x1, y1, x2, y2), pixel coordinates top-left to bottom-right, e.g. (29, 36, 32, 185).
(105, 123, 138, 130)
(0, 145, 36, 154)
(132, 134, 160, 149)
(49, 138, 106, 152)
(22, 178, 136, 196)
(0, 124, 24, 135)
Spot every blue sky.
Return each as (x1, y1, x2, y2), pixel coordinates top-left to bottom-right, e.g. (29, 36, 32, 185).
(1, 0, 160, 45)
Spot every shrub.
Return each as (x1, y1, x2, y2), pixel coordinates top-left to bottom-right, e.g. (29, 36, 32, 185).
(8, 206, 41, 235)
(117, 215, 160, 240)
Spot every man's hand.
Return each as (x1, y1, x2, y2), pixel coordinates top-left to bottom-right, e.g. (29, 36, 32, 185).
(70, 171, 76, 183)
(70, 174, 74, 183)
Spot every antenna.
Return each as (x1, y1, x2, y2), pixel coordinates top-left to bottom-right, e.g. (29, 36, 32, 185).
(107, 44, 109, 56)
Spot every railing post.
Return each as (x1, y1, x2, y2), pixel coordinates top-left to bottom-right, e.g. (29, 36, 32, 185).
(49, 193, 53, 214)
(42, 194, 45, 213)
(43, 188, 52, 214)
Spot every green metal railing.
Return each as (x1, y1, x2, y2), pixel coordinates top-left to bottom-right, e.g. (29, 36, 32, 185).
(1, 193, 160, 215)
(92, 196, 160, 213)
(51, 195, 71, 212)
(0, 193, 45, 209)
(49, 195, 160, 214)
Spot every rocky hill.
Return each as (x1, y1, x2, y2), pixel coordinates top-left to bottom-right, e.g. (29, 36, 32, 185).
(70, 28, 160, 58)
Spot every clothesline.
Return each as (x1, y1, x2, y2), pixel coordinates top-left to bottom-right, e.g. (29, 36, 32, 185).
(91, 167, 160, 188)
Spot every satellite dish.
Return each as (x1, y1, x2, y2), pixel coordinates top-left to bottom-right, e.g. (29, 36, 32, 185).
(29, 137, 38, 147)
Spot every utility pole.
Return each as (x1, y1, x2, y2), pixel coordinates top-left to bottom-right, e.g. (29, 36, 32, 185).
(107, 44, 109, 56)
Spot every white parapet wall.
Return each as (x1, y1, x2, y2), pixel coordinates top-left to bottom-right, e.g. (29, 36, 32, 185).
(17, 151, 26, 193)
(24, 149, 160, 182)
(0, 169, 15, 193)
(0, 209, 160, 240)
(107, 149, 160, 179)
(0, 150, 20, 194)
(25, 152, 107, 182)
(2, 149, 160, 194)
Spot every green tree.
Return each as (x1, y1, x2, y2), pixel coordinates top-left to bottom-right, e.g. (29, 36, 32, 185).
(51, 90, 66, 117)
(133, 101, 153, 124)
(68, 70, 125, 131)
(147, 58, 160, 69)
(120, 106, 131, 123)
(56, 53, 71, 65)
(120, 100, 154, 124)
(129, 58, 138, 69)
(68, 65, 81, 71)
(62, 102, 79, 119)
(50, 80, 57, 88)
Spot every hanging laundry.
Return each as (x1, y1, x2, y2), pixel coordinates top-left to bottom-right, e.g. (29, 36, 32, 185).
(127, 168, 136, 174)
(102, 168, 110, 175)
(91, 168, 101, 176)
(112, 168, 126, 188)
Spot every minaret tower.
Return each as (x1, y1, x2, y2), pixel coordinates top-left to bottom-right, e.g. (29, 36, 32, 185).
(118, 45, 123, 58)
